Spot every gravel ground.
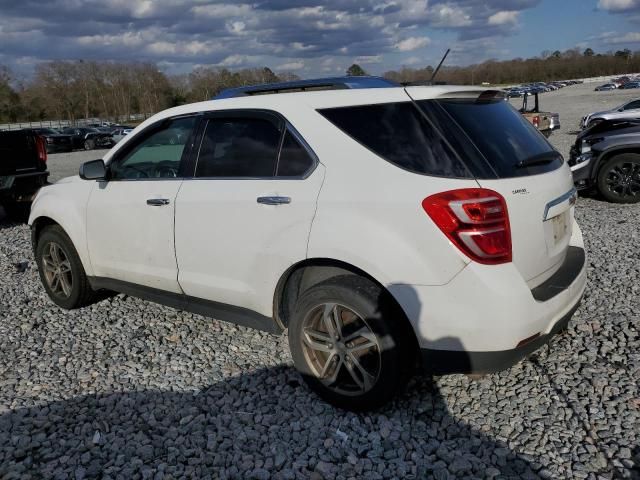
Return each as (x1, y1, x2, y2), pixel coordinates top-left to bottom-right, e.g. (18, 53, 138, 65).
(46, 149, 110, 183)
(1, 85, 639, 479)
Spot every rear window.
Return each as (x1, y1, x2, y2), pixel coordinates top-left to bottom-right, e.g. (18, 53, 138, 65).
(417, 98, 563, 178)
(318, 102, 471, 178)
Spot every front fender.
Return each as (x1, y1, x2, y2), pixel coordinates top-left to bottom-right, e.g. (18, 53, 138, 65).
(28, 179, 94, 276)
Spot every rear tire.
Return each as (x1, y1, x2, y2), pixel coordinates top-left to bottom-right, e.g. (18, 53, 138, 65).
(288, 275, 415, 411)
(597, 153, 640, 204)
(35, 225, 97, 309)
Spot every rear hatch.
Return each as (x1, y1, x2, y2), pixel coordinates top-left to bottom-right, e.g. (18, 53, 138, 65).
(407, 87, 576, 287)
(0, 130, 42, 176)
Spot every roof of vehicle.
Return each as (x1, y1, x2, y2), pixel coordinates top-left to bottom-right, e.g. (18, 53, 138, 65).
(103, 84, 504, 162)
(214, 76, 400, 99)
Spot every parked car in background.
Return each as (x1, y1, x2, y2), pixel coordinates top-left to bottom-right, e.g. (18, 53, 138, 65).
(29, 77, 586, 410)
(111, 128, 133, 143)
(60, 127, 114, 150)
(0, 130, 49, 220)
(621, 82, 640, 89)
(570, 119, 640, 203)
(29, 128, 73, 153)
(595, 84, 617, 91)
(581, 99, 640, 128)
(519, 92, 561, 137)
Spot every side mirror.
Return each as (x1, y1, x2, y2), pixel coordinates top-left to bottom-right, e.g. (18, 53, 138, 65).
(79, 159, 107, 180)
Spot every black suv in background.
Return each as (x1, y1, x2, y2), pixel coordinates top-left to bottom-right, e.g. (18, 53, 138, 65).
(569, 119, 640, 203)
(30, 128, 73, 153)
(0, 130, 49, 220)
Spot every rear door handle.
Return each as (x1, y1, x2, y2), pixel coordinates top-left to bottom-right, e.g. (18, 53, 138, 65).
(147, 198, 170, 206)
(257, 196, 291, 205)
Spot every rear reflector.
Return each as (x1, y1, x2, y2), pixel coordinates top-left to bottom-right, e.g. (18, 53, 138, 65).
(422, 188, 512, 265)
(532, 115, 540, 128)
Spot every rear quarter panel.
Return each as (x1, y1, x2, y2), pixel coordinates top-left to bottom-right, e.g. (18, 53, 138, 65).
(289, 108, 474, 287)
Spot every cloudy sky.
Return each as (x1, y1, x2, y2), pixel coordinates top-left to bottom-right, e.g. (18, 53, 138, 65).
(0, 0, 637, 77)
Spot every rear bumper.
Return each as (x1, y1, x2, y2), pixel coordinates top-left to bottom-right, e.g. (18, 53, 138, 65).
(389, 226, 587, 373)
(420, 294, 581, 374)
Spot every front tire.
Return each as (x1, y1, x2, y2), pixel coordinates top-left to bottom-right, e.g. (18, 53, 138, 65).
(288, 275, 415, 411)
(36, 225, 97, 309)
(83, 139, 95, 150)
(597, 153, 640, 203)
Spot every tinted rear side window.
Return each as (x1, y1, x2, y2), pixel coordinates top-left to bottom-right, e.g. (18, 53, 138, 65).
(318, 102, 471, 178)
(419, 98, 562, 178)
(195, 118, 281, 177)
(276, 130, 315, 177)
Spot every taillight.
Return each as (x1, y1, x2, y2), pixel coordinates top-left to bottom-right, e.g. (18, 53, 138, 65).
(532, 115, 540, 128)
(422, 189, 512, 265)
(35, 135, 48, 163)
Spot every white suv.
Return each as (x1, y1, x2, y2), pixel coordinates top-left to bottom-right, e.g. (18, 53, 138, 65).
(29, 78, 587, 410)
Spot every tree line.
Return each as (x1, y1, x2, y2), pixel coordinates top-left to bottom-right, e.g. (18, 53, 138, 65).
(383, 48, 639, 86)
(1, 48, 638, 124)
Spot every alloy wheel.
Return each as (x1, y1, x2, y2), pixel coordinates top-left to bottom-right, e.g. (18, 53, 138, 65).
(300, 303, 381, 396)
(605, 161, 640, 200)
(42, 242, 73, 298)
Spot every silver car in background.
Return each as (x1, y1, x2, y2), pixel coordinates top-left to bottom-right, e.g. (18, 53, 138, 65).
(581, 99, 640, 128)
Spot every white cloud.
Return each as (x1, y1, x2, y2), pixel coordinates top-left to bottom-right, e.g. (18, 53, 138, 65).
(598, 0, 639, 11)
(355, 55, 382, 64)
(602, 31, 640, 43)
(217, 54, 254, 67)
(429, 4, 472, 27)
(395, 36, 431, 51)
(488, 11, 519, 26)
(277, 61, 304, 70)
(226, 21, 245, 35)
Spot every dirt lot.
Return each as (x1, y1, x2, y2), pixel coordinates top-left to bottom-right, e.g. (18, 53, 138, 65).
(510, 82, 640, 156)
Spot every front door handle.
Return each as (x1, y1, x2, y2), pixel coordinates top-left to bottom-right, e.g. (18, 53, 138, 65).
(257, 196, 291, 205)
(147, 198, 170, 206)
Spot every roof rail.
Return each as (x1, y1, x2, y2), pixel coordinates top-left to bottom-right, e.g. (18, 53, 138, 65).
(213, 76, 400, 99)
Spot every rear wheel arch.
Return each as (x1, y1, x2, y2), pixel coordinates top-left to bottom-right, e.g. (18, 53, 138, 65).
(274, 258, 419, 351)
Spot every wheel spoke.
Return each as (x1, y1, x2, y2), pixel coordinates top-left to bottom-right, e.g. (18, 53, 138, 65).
(345, 353, 375, 392)
(50, 273, 60, 292)
(49, 243, 62, 264)
(323, 304, 343, 340)
(323, 357, 343, 386)
(348, 338, 378, 354)
(59, 272, 72, 297)
(59, 260, 72, 274)
(303, 328, 333, 353)
(319, 352, 339, 379)
(42, 257, 57, 273)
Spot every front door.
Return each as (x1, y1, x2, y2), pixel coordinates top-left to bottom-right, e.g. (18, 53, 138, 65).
(86, 116, 198, 293)
(175, 113, 324, 316)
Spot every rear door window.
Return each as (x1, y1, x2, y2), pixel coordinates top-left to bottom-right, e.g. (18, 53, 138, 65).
(195, 118, 281, 178)
(318, 102, 471, 178)
(276, 130, 315, 177)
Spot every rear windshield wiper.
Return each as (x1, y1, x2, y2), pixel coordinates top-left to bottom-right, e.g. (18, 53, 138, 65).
(516, 152, 560, 168)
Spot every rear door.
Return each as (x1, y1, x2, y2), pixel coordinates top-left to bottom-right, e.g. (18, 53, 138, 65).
(174, 111, 324, 316)
(408, 88, 576, 287)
